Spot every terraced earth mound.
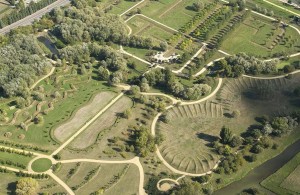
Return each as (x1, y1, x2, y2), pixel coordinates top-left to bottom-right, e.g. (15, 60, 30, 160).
(157, 75, 300, 174)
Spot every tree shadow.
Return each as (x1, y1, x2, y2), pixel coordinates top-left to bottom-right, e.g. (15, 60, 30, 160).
(241, 124, 263, 138)
(197, 132, 218, 142)
(185, 5, 195, 11)
(7, 182, 16, 195)
(223, 113, 233, 118)
(290, 99, 300, 107)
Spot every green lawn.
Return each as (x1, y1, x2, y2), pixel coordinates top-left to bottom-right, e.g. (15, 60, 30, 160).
(139, 0, 206, 30)
(127, 16, 174, 41)
(261, 152, 300, 194)
(276, 55, 300, 69)
(221, 13, 300, 58)
(31, 158, 52, 172)
(0, 0, 12, 18)
(0, 151, 32, 170)
(109, 0, 138, 15)
(246, 0, 294, 22)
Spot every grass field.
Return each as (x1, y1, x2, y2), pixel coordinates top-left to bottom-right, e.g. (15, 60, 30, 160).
(0, 151, 32, 170)
(109, 0, 138, 15)
(260, 0, 300, 16)
(127, 16, 175, 41)
(0, 0, 12, 18)
(276, 55, 300, 69)
(55, 163, 139, 194)
(69, 96, 132, 149)
(31, 158, 52, 172)
(139, 0, 210, 30)
(0, 65, 116, 151)
(0, 172, 68, 194)
(221, 13, 300, 58)
(53, 91, 116, 143)
(246, 0, 294, 22)
(261, 152, 300, 194)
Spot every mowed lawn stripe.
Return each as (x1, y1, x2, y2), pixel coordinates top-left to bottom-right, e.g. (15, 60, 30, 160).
(54, 92, 116, 142)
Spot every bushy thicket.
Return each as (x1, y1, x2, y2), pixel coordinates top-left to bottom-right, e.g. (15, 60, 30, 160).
(50, 4, 166, 50)
(213, 53, 278, 77)
(0, 34, 52, 97)
(132, 68, 212, 100)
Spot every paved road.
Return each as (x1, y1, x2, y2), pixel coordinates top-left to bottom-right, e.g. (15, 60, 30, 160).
(0, 0, 70, 35)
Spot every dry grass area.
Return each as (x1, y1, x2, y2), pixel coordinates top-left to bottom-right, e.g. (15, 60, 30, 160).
(158, 102, 222, 174)
(53, 91, 116, 142)
(281, 165, 300, 192)
(69, 96, 132, 149)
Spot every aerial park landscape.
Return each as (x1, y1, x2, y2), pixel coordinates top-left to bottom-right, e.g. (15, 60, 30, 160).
(0, 0, 300, 194)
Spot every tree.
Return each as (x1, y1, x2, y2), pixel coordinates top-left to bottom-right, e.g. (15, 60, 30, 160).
(129, 85, 140, 95)
(172, 181, 202, 195)
(191, 1, 204, 12)
(140, 82, 150, 92)
(231, 110, 240, 118)
(122, 109, 132, 119)
(220, 126, 233, 144)
(16, 178, 39, 195)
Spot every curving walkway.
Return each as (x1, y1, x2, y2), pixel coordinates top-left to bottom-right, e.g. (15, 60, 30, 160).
(156, 175, 185, 192)
(243, 70, 300, 80)
(173, 44, 207, 74)
(30, 66, 55, 90)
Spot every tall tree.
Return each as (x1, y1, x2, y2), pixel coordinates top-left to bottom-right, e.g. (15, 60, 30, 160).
(220, 126, 233, 144)
(15, 178, 39, 195)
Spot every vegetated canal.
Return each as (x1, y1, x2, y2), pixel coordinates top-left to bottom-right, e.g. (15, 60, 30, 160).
(214, 139, 300, 195)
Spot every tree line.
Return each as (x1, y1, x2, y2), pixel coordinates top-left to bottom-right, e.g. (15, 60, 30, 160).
(0, 34, 52, 97)
(0, 0, 57, 28)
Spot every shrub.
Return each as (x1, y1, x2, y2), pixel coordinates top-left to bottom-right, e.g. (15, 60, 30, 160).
(251, 145, 263, 154)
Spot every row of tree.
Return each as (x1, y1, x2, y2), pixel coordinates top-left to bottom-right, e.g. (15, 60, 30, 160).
(0, 0, 57, 28)
(212, 53, 278, 77)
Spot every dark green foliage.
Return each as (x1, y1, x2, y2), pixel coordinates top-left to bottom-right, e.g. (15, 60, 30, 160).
(131, 126, 163, 157)
(214, 53, 278, 77)
(220, 126, 233, 144)
(143, 68, 211, 100)
(0, 34, 52, 97)
(171, 181, 203, 195)
(216, 153, 244, 174)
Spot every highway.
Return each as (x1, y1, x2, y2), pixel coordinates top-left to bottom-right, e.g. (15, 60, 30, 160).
(0, 0, 70, 35)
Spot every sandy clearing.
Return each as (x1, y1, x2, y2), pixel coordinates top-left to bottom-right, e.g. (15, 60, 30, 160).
(53, 91, 116, 142)
(69, 96, 132, 149)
